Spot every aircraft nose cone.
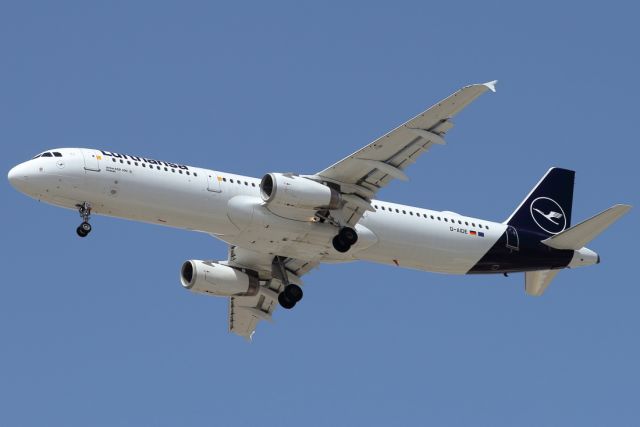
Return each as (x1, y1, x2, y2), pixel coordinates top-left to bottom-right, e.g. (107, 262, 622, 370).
(8, 162, 31, 190)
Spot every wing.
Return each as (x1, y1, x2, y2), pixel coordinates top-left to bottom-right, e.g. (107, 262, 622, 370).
(226, 246, 318, 340)
(314, 80, 497, 226)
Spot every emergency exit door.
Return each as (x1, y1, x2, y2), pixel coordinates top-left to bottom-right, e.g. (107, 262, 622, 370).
(207, 173, 222, 192)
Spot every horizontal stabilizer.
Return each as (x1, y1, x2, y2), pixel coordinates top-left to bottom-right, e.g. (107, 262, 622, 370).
(542, 204, 631, 250)
(525, 269, 560, 296)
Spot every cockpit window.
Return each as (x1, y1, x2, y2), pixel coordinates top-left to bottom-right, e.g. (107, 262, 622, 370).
(41, 152, 53, 157)
(53, 152, 62, 157)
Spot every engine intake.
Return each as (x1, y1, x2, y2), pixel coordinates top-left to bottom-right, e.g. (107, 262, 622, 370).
(260, 173, 341, 210)
(180, 260, 259, 297)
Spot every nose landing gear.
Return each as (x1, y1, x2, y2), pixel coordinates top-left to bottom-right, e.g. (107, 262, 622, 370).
(75, 202, 92, 238)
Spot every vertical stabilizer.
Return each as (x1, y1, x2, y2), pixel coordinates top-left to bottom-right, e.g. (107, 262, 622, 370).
(505, 168, 575, 236)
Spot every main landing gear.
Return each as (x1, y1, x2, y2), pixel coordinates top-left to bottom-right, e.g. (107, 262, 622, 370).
(75, 202, 92, 238)
(275, 257, 303, 309)
(332, 227, 358, 253)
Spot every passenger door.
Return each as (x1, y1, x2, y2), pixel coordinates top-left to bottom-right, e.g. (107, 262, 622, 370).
(81, 149, 101, 172)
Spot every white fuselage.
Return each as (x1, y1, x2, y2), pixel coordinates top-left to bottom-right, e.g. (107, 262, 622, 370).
(8, 148, 509, 274)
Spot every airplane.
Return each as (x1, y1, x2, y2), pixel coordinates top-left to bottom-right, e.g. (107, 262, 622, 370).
(7, 80, 632, 340)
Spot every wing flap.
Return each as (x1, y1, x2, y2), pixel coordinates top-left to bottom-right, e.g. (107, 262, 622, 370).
(226, 248, 319, 340)
(229, 285, 280, 340)
(542, 204, 631, 250)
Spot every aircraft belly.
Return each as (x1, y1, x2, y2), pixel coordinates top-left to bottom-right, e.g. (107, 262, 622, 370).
(73, 170, 235, 233)
(225, 196, 337, 259)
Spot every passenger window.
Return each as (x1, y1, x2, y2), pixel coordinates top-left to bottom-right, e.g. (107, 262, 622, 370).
(230, 179, 234, 183)
(402, 210, 406, 214)
(244, 181, 248, 186)
(194, 173, 197, 177)
(120, 159, 124, 163)
(127, 161, 131, 165)
(251, 183, 256, 187)
(472, 223, 475, 227)
(171, 169, 175, 173)
(186, 171, 190, 175)
(458, 220, 462, 224)
(437, 216, 441, 221)
(134, 162, 138, 166)
(395, 209, 399, 213)
(444, 218, 448, 222)
(157, 166, 160, 170)
(409, 212, 413, 216)
(142, 163, 146, 167)
(112, 158, 116, 162)
(486, 225, 489, 230)
(465, 222, 469, 226)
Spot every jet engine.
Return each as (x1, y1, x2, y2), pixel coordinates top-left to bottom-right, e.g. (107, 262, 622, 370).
(180, 260, 259, 297)
(260, 173, 341, 210)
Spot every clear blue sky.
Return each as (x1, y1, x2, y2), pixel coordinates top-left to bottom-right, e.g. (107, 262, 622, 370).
(1, 1, 638, 426)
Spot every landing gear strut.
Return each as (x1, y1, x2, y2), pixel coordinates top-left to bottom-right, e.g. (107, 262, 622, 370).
(275, 256, 303, 309)
(75, 202, 92, 238)
(332, 227, 358, 253)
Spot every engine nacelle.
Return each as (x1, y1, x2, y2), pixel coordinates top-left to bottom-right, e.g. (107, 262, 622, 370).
(260, 173, 341, 210)
(180, 260, 259, 297)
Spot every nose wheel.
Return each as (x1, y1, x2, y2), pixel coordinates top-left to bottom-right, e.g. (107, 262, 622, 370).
(332, 227, 358, 253)
(75, 202, 92, 238)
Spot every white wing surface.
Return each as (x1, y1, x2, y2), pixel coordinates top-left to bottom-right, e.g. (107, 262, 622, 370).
(226, 246, 318, 340)
(314, 80, 497, 226)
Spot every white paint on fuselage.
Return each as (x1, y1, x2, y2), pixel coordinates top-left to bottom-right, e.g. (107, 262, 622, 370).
(8, 148, 506, 274)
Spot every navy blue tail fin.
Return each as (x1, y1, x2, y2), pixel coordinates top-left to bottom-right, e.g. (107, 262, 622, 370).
(505, 168, 575, 236)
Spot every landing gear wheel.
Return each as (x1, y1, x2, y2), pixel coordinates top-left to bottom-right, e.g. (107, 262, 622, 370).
(75, 202, 93, 238)
(284, 284, 303, 303)
(278, 292, 296, 309)
(80, 222, 92, 233)
(339, 227, 358, 245)
(332, 235, 351, 253)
